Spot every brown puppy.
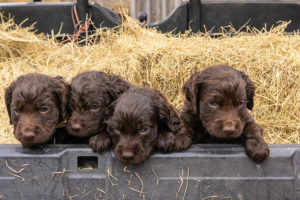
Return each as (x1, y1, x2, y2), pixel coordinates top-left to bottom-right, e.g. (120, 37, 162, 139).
(181, 65, 270, 162)
(66, 71, 131, 152)
(106, 86, 185, 165)
(5, 73, 70, 147)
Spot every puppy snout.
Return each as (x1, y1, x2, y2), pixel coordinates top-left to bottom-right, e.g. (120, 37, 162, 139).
(222, 120, 242, 135)
(223, 120, 236, 133)
(71, 123, 81, 131)
(22, 130, 35, 140)
(121, 150, 135, 160)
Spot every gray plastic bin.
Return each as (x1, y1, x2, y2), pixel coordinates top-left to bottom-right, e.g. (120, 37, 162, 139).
(0, 144, 299, 200)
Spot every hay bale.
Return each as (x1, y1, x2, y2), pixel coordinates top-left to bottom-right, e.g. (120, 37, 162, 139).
(0, 15, 299, 144)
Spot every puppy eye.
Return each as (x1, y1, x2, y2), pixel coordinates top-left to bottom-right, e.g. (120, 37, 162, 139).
(13, 108, 20, 114)
(90, 105, 100, 111)
(40, 107, 49, 113)
(140, 127, 149, 135)
(238, 101, 245, 107)
(208, 101, 217, 107)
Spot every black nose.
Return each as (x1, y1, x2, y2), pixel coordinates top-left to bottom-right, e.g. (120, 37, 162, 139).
(121, 150, 134, 160)
(71, 123, 81, 132)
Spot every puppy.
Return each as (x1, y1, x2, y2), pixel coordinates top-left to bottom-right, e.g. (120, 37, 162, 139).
(66, 71, 131, 152)
(105, 86, 188, 165)
(5, 73, 70, 147)
(181, 65, 270, 162)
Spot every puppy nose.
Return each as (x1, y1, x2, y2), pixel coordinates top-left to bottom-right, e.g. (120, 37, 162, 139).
(223, 121, 236, 133)
(71, 123, 81, 131)
(22, 130, 35, 140)
(122, 151, 134, 160)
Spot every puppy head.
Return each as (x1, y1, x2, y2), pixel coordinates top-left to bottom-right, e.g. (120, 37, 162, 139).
(183, 65, 255, 139)
(107, 87, 178, 165)
(67, 71, 130, 138)
(4, 73, 69, 147)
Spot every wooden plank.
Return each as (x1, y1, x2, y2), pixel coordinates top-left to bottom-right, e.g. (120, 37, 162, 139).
(130, 0, 136, 18)
(168, 0, 175, 15)
(175, 0, 182, 8)
(162, 0, 167, 18)
(136, 0, 143, 18)
(155, 0, 162, 22)
(146, 0, 151, 23)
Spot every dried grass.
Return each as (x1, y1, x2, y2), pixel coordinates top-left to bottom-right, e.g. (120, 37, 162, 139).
(0, 14, 299, 144)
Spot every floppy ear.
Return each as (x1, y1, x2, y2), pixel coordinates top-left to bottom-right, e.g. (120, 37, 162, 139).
(239, 72, 255, 110)
(107, 75, 131, 101)
(155, 91, 181, 133)
(104, 100, 118, 133)
(4, 82, 16, 124)
(53, 76, 70, 121)
(105, 100, 118, 121)
(182, 72, 202, 114)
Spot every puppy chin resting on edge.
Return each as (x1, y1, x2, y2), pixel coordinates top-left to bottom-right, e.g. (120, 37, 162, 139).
(181, 65, 270, 162)
(66, 71, 131, 151)
(104, 86, 191, 165)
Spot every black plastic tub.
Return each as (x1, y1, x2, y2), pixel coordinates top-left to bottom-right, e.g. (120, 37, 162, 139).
(0, 0, 122, 35)
(0, 0, 300, 35)
(146, 0, 300, 34)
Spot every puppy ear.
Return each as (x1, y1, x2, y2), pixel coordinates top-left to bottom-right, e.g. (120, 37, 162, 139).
(155, 91, 181, 133)
(240, 72, 255, 110)
(182, 72, 202, 114)
(107, 75, 131, 101)
(104, 100, 118, 133)
(105, 100, 117, 120)
(4, 82, 16, 124)
(53, 76, 70, 121)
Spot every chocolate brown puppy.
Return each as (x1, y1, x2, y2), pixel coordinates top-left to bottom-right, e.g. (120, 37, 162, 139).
(181, 65, 270, 162)
(106, 86, 185, 165)
(5, 73, 70, 147)
(66, 71, 131, 152)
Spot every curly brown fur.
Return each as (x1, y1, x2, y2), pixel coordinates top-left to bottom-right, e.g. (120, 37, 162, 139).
(106, 86, 184, 165)
(4, 73, 70, 147)
(181, 65, 269, 162)
(66, 71, 131, 152)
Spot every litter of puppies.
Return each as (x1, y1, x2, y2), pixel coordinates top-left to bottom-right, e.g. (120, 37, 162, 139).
(0, 14, 299, 155)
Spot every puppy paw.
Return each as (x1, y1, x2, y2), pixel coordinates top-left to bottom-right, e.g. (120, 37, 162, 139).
(157, 132, 175, 152)
(89, 133, 112, 153)
(174, 134, 192, 151)
(246, 139, 270, 162)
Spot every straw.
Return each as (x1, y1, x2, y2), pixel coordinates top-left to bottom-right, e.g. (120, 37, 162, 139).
(0, 14, 299, 144)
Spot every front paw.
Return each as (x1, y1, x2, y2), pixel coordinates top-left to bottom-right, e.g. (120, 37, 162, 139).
(89, 134, 112, 153)
(246, 139, 270, 162)
(174, 134, 192, 151)
(157, 132, 175, 153)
